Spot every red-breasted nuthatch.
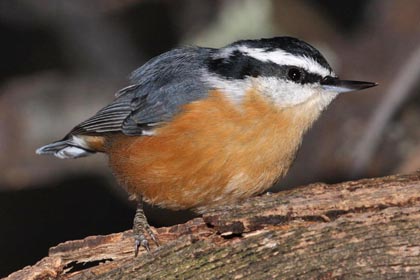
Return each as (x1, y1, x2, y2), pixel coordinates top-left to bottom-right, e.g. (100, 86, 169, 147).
(36, 36, 377, 255)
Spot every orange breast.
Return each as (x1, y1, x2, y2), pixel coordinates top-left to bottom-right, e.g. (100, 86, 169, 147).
(106, 89, 320, 211)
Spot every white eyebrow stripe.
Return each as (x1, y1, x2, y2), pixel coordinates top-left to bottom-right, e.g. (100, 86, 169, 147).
(229, 46, 332, 78)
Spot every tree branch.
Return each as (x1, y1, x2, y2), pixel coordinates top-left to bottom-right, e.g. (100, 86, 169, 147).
(7, 172, 420, 279)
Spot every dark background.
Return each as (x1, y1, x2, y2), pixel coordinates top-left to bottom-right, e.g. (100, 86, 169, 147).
(1, 0, 420, 277)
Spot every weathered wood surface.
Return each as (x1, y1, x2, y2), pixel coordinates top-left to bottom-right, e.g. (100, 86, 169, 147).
(6, 172, 420, 280)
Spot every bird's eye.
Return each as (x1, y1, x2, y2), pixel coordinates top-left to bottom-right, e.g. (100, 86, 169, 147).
(287, 67, 303, 82)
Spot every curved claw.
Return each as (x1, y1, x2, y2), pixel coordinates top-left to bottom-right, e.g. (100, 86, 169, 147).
(149, 232, 160, 247)
(134, 239, 140, 257)
(141, 239, 151, 253)
(134, 237, 151, 257)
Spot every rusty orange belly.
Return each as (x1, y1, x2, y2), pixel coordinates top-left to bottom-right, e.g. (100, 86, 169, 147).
(105, 90, 320, 211)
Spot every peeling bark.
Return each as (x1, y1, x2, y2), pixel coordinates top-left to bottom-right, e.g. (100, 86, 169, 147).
(6, 172, 420, 280)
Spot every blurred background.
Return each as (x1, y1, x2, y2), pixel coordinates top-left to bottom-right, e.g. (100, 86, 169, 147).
(1, 0, 420, 276)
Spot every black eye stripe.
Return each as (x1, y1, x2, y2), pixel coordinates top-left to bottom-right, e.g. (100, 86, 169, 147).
(302, 71, 323, 84)
(207, 51, 325, 84)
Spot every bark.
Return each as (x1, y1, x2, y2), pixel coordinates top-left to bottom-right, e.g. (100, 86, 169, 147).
(6, 172, 420, 280)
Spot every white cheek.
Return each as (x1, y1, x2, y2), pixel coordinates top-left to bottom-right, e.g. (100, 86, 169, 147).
(203, 73, 339, 110)
(255, 77, 338, 109)
(254, 77, 315, 107)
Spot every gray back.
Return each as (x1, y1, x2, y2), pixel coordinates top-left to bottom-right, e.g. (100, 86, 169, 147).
(71, 47, 214, 136)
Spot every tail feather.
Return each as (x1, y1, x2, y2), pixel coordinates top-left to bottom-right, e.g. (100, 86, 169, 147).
(36, 139, 95, 159)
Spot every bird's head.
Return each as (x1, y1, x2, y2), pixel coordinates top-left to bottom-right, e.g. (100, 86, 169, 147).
(204, 36, 376, 110)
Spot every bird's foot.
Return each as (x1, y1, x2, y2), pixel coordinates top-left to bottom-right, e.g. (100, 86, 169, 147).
(133, 200, 160, 257)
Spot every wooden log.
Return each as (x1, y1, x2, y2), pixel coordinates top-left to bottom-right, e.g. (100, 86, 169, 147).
(6, 172, 420, 279)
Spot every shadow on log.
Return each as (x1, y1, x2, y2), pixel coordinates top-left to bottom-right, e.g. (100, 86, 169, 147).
(6, 172, 420, 279)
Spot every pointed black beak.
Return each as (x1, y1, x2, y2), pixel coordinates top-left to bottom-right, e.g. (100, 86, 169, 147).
(321, 76, 378, 93)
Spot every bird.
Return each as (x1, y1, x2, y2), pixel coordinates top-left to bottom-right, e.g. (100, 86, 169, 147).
(36, 36, 377, 256)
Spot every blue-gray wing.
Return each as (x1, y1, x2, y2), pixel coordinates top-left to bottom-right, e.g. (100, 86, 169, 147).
(70, 47, 214, 136)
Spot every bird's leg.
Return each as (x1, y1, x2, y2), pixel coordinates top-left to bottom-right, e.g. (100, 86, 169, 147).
(133, 199, 160, 257)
